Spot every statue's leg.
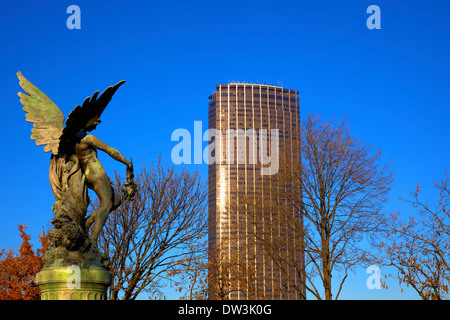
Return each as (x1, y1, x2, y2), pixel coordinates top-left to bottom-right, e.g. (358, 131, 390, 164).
(111, 188, 121, 211)
(85, 212, 96, 233)
(85, 186, 120, 232)
(107, 176, 122, 211)
(88, 178, 114, 246)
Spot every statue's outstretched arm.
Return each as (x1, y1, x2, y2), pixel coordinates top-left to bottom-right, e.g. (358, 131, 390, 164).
(84, 135, 131, 167)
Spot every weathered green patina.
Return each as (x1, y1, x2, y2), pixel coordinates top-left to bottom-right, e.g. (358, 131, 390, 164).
(36, 267, 111, 300)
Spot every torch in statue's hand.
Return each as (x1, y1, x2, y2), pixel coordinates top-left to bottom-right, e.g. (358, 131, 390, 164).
(122, 158, 137, 201)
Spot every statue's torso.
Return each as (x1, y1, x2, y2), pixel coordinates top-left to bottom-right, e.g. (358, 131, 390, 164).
(75, 136, 105, 183)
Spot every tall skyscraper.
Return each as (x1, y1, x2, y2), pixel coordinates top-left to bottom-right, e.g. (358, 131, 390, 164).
(208, 82, 304, 300)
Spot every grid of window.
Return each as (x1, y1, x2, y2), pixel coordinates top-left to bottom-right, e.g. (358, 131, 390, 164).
(208, 83, 303, 300)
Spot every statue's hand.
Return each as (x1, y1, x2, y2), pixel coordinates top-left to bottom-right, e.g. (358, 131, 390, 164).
(126, 160, 134, 182)
(126, 158, 134, 177)
(122, 181, 136, 201)
(122, 158, 136, 200)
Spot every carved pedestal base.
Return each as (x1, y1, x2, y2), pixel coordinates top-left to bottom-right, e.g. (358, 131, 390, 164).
(36, 267, 111, 300)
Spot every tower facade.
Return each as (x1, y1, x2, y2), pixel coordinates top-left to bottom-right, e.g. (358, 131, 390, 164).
(208, 82, 304, 299)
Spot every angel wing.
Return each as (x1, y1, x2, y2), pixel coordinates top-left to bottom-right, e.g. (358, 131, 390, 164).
(17, 71, 65, 155)
(58, 80, 125, 155)
(63, 80, 125, 133)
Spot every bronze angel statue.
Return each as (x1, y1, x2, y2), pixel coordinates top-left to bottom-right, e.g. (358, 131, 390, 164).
(17, 71, 135, 268)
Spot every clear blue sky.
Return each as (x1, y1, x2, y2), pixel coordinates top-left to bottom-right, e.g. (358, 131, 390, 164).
(0, 0, 448, 299)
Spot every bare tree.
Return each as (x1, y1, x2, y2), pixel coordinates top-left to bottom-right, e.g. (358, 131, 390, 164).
(94, 158, 208, 300)
(241, 113, 394, 300)
(167, 244, 265, 300)
(378, 172, 450, 299)
(165, 238, 209, 300)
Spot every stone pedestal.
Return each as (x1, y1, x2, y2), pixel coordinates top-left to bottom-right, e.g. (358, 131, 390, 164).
(36, 267, 111, 300)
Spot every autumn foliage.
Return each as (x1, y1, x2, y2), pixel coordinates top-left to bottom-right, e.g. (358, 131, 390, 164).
(379, 172, 450, 299)
(0, 224, 50, 300)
